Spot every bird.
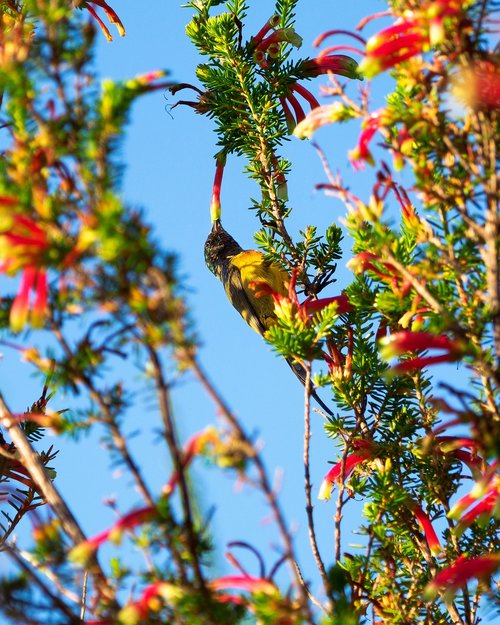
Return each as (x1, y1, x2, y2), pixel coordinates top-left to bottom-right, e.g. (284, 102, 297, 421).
(204, 219, 334, 417)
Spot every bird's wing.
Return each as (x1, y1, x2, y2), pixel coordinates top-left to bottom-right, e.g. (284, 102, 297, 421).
(222, 260, 268, 335)
(226, 250, 289, 334)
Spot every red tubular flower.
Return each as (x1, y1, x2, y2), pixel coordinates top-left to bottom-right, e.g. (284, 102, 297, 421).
(255, 28, 302, 56)
(359, 2, 462, 78)
(280, 84, 319, 133)
(0, 210, 51, 331)
(251, 23, 301, 67)
(319, 440, 375, 501)
(299, 54, 361, 80)
(80, 0, 125, 41)
(347, 252, 400, 283)
(253, 272, 349, 324)
(379, 331, 468, 372)
(360, 22, 426, 78)
(284, 92, 306, 124)
(0, 212, 48, 274)
(304, 294, 352, 315)
(427, 435, 485, 475)
(250, 14, 280, 47)
(454, 490, 500, 537)
(8, 268, 47, 332)
(279, 96, 296, 133)
(164, 427, 219, 496)
(118, 581, 183, 623)
(210, 575, 276, 596)
(290, 83, 320, 110)
(412, 504, 443, 556)
(293, 102, 349, 139)
(70, 505, 156, 564)
(425, 554, 500, 600)
(348, 110, 385, 169)
(210, 155, 226, 222)
(449, 475, 499, 521)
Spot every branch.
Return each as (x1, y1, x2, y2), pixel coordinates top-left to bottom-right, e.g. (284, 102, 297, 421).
(0, 393, 115, 602)
(302, 362, 329, 592)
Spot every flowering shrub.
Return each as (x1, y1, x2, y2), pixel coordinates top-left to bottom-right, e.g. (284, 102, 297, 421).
(0, 1, 497, 624)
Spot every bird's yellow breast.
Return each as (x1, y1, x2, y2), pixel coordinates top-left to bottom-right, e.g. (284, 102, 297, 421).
(231, 250, 289, 295)
(226, 250, 290, 334)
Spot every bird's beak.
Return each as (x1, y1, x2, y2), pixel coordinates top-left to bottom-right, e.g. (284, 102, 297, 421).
(211, 219, 223, 233)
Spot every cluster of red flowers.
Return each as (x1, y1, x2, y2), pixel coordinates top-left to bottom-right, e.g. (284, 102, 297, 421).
(358, 1, 463, 78)
(249, 16, 360, 134)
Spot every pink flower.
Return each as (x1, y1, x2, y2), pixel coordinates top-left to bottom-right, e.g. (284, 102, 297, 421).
(425, 554, 500, 600)
(318, 440, 375, 501)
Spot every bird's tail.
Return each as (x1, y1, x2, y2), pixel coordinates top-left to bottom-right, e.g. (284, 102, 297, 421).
(285, 358, 334, 417)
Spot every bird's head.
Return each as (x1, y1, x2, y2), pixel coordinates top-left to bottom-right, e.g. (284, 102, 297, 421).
(204, 219, 243, 278)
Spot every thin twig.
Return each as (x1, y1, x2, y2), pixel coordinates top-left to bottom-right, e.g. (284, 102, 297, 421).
(303, 362, 329, 592)
(146, 345, 207, 593)
(15, 547, 81, 605)
(5, 544, 80, 623)
(80, 570, 88, 621)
